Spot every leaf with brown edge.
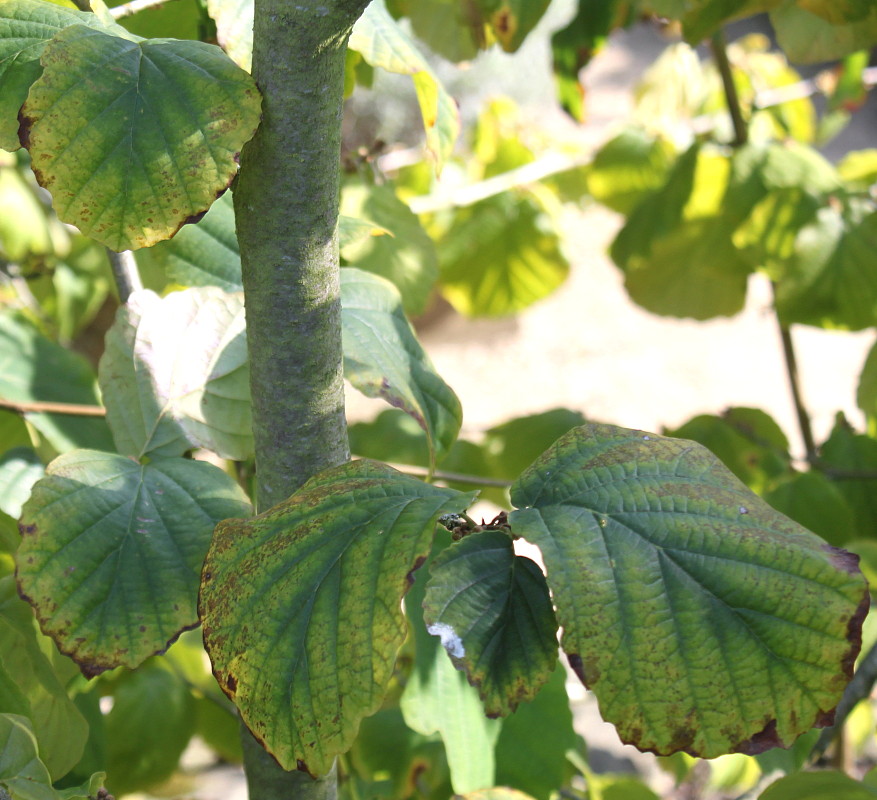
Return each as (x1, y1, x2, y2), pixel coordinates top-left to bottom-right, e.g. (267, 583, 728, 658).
(508, 423, 868, 759)
(199, 459, 477, 777)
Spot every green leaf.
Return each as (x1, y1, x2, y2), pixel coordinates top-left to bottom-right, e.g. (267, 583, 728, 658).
(438, 192, 570, 317)
(340, 179, 438, 315)
(144, 191, 242, 292)
(0, 447, 43, 519)
(508, 423, 868, 759)
(819, 417, 877, 541)
(458, 791, 538, 800)
(99, 287, 252, 460)
(16, 449, 251, 674)
(406, 0, 480, 63)
(838, 149, 877, 191)
(771, 1, 877, 63)
(200, 459, 477, 777)
(480, 0, 550, 52)
(494, 667, 578, 800)
(422, 530, 557, 716)
(350, 0, 459, 172)
(205, 0, 252, 70)
(663, 408, 790, 493)
(19, 24, 260, 250)
(764, 471, 857, 548)
(858, 340, 877, 431)
(676, 0, 782, 44)
(339, 214, 392, 250)
(0, 0, 124, 152)
(0, 713, 57, 800)
(401, 530, 501, 794)
(774, 203, 877, 330)
(758, 769, 877, 800)
(104, 665, 196, 795)
(587, 128, 676, 215)
(341, 268, 462, 468)
(0, 159, 55, 261)
(0, 314, 113, 453)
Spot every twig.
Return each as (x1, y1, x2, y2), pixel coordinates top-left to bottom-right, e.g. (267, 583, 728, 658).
(0, 398, 106, 416)
(809, 639, 877, 763)
(106, 249, 143, 303)
(110, 0, 179, 18)
(774, 301, 818, 462)
(710, 29, 748, 147)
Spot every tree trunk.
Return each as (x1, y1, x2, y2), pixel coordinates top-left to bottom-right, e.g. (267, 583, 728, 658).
(233, 0, 368, 795)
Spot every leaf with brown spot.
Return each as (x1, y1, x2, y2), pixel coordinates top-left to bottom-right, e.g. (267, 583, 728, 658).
(509, 422, 868, 759)
(199, 459, 476, 776)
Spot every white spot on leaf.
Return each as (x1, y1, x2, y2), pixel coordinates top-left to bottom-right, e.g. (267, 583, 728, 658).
(427, 622, 465, 658)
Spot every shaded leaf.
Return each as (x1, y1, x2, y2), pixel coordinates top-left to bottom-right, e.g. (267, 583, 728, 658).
(0, 314, 113, 453)
(423, 531, 558, 716)
(439, 193, 569, 317)
(16, 449, 251, 674)
(758, 769, 877, 800)
(350, 0, 459, 172)
(771, 1, 877, 63)
(401, 529, 501, 794)
(479, 0, 550, 52)
(20, 24, 260, 250)
(200, 460, 476, 776)
(407, 0, 481, 63)
(99, 287, 252, 460)
(508, 423, 868, 758)
(0, 713, 58, 800)
(104, 665, 196, 795)
(340, 179, 438, 315)
(0, 0, 124, 151)
(341, 268, 462, 468)
(494, 665, 578, 800)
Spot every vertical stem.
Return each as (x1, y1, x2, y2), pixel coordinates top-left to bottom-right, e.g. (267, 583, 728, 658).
(710, 29, 748, 148)
(232, 0, 368, 796)
(106, 249, 143, 303)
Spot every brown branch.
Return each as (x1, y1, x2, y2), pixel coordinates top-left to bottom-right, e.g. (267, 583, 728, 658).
(710, 29, 748, 147)
(0, 398, 106, 417)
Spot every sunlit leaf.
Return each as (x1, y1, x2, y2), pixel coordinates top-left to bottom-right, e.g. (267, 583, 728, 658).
(341, 268, 462, 467)
(350, 0, 459, 172)
(439, 193, 569, 317)
(20, 24, 260, 250)
(858, 340, 877, 432)
(99, 287, 252, 460)
(838, 149, 877, 191)
(200, 460, 477, 776)
(205, 0, 251, 70)
(0, 314, 113, 453)
(17, 449, 251, 674)
(509, 423, 868, 758)
(423, 531, 558, 716)
(0, 447, 43, 519)
(340, 179, 438, 315)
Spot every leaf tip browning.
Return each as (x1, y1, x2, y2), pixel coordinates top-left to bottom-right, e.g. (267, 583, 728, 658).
(17, 108, 34, 151)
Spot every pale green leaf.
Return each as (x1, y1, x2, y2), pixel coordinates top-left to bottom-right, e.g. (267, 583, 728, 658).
(423, 531, 558, 716)
(350, 0, 459, 172)
(758, 769, 877, 800)
(200, 460, 477, 777)
(838, 149, 877, 191)
(439, 193, 569, 317)
(771, 1, 877, 63)
(16, 449, 251, 674)
(20, 24, 260, 250)
(205, 0, 251, 70)
(0, 448, 43, 519)
(407, 0, 480, 63)
(339, 214, 392, 249)
(341, 268, 462, 467)
(0, 713, 56, 800)
(508, 423, 867, 758)
(858, 339, 877, 431)
(99, 287, 252, 460)
(340, 179, 438, 315)
(0, 314, 113, 453)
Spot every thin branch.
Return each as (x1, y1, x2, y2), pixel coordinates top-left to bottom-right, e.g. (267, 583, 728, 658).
(110, 0, 179, 19)
(710, 29, 748, 147)
(0, 398, 106, 416)
(106, 249, 143, 303)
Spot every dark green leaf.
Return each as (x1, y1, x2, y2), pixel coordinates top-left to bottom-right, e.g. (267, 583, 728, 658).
(104, 665, 196, 795)
(439, 193, 569, 317)
(819, 418, 877, 541)
(20, 25, 260, 250)
(401, 529, 501, 794)
(664, 408, 790, 492)
(423, 531, 558, 716)
(200, 460, 477, 776)
(764, 471, 857, 547)
(758, 769, 877, 800)
(341, 268, 462, 467)
(508, 423, 868, 758)
(494, 668, 578, 800)
(0, 314, 113, 453)
(479, 0, 550, 52)
(17, 449, 251, 674)
(340, 179, 438, 315)
(99, 287, 252, 460)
